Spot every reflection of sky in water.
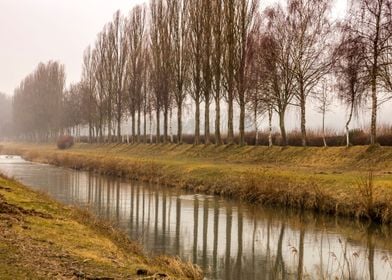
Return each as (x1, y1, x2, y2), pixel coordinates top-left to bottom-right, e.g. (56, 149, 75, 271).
(0, 155, 391, 280)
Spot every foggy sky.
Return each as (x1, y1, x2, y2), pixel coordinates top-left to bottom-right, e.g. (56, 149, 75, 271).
(0, 0, 390, 131)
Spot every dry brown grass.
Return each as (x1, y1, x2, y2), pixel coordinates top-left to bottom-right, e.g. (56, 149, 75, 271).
(0, 173, 203, 280)
(2, 143, 392, 224)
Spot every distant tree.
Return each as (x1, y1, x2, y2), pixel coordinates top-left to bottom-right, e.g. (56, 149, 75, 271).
(13, 61, 65, 141)
(126, 5, 147, 143)
(188, 0, 203, 144)
(334, 34, 367, 147)
(246, 13, 274, 146)
(0, 93, 12, 138)
(62, 83, 83, 135)
(223, 0, 236, 144)
(314, 78, 333, 147)
(288, 0, 333, 147)
(108, 11, 128, 142)
(201, 0, 213, 144)
(234, 0, 258, 146)
(262, 6, 296, 146)
(344, 0, 392, 144)
(93, 33, 109, 142)
(150, 0, 173, 143)
(168, 0, 190, 144)
(81, 46, 98, 142)
(211, 0, 224, 145)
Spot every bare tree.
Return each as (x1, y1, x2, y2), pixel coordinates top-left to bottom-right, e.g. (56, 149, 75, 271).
(93, 34, 108, 142)
(234, 0, 259, 146)
(201, 0, 213, 144)
(223, 0, 236, 144)
(0, 93, 12, 138)
(314, 78, 333, 147)
(334, 34, 366, 147)
(346, 0, 392, 144)
(262, 6, 296, 146)
(188, 0, 203, 144)
(99, 25, 116, 142)
(150, 0, 172, 143)
(247, 13, 273, 146)
(168, 0, 189, 144)
(211, 0, 224, 145)
(13, 61, 65, 141)
(127, 5, 146, 143)
(81, 46, 98, 142)
(288, 0, 333, 147)
(108, 11, 128, 142)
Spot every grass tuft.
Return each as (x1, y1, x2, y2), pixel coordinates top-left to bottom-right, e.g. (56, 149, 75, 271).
(2, 142, 392, 224)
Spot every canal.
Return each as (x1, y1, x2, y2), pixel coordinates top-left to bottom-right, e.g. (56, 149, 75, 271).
(0, 155, 391, 279)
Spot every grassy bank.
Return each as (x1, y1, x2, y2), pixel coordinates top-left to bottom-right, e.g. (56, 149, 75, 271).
(0, 174, 202, 279)
(2, 143, 392, 224)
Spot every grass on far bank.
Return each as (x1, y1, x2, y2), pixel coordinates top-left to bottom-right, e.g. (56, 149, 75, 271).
(2, 142, 392, 224)
(0, 174, 202, 280)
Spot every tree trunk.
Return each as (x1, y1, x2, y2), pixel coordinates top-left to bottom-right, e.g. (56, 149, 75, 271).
(169, 107, 173, 143)
(131, 110, 136, 144)
(215, 96, 222, 145)
(107, 109, 112, 143)
(268, 107, 273, 147)
(322, 110, 327, 147)
(227, 91, 234, 144)
(239, 98, 245, 146)
(149, 111, 153, 144)
(195, 97, 200, 145)
(370, 78, 377, 145)
(370, 5, 381, 146)
(88, 120, 92, 143)
(163, 105, 168, 144)
(117, 115, 121, 143)
(279, 110, 287, 146)
(99, 113, 103, 143)
(205, 97, 210, 145)
(177, 104, 183, 144)
(156, 109, 160, 144)
(137, 108, 141, 143)
(300, 90, 307, 147)
(143, 110, 147, 144)
(254, 107, 258, 146)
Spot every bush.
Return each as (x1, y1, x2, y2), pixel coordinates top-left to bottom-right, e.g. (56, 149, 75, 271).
(82, 126, 392, 146)
(57, 135, 74, 150)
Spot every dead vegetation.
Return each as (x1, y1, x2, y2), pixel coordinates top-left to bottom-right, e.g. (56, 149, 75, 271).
(0, 174, 203, 280)
(2, 143, 392, 224)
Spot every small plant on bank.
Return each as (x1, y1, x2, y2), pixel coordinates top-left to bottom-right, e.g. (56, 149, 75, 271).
(356, 170, 376, 220)
(57, 135, 74, 150)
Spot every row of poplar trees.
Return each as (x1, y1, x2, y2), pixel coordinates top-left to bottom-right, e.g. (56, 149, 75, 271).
(13, 0, 392, 146)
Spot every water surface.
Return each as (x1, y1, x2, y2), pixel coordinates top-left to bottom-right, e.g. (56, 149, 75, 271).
(0, 155, 391, 279)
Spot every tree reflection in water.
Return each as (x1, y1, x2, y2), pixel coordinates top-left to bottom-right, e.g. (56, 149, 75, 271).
(1, 158, 392, 280)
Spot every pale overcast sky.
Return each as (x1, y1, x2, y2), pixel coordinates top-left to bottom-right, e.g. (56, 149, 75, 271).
(0, 0, 347, 96)
(3, 0, 390, 131)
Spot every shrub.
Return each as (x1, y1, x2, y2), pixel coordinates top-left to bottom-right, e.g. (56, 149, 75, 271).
(350, 129, 369, 145)
(57, 135, 74, 150)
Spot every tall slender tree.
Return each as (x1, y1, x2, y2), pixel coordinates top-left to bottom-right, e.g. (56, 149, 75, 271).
(288, 0, 333, 147)
(345, 0, 392, 144)
(168, 0, 189, 144)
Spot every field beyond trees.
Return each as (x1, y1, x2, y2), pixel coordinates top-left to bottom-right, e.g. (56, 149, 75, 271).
(2, 143, 392, 224)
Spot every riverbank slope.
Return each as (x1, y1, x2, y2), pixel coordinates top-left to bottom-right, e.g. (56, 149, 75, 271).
(2, 143, 392, 224)
(0, 173, 202, 279)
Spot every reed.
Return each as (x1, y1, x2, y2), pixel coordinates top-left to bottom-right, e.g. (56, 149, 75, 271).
(2, 142, 392, 224)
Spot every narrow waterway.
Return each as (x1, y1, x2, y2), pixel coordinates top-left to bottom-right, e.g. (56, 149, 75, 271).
(0, 155, 391, 279)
